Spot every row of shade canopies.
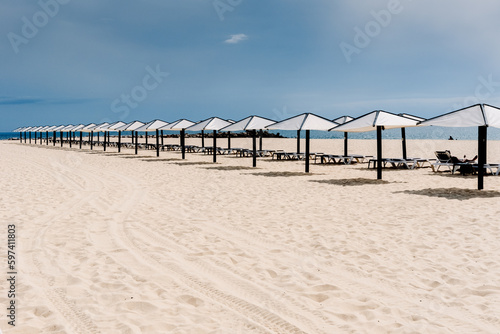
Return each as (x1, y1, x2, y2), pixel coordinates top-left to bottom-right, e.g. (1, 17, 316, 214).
(13, 104, 500, 190)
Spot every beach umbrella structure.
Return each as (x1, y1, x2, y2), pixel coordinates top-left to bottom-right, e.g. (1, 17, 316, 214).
(331, 110, 420, 180)
(70, 124, 86, 149)
(332, 115, 354, 156)
(159, 119, 195, 159)
(35, 126, 49, 145)
(419, 104, 500, 190)
(220, 116, 276, 167)
(50, 125, 65, 146)
(100, 121, 127, 152)
(266, 113, 337, 173)
(60, 125, 75, 147)
(115, 121, 145, 154)
(134, 120, 170, 157)
(185, 117, 232, 163)
(28, 126, 42, 144)
(90, 122, 111, 150)
(80, 123, 98, 149)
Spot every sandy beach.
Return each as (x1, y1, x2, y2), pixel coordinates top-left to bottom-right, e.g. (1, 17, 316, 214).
(1, 137, 500, 333)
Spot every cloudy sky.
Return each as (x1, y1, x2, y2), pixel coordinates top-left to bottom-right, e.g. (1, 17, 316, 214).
(2, 0, 500, 131)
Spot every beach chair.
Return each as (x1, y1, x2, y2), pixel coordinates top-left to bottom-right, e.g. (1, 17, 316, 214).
(431, 150, 454, 172)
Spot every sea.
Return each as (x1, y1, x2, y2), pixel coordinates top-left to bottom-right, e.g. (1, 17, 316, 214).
(2, 127, 500, 141)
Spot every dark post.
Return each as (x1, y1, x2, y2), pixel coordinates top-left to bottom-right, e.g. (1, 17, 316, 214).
(24, 132, 26, 143)
(135, 131, 138, 154)
(161, 130, 164, 147)
(79, 132, 82, 149)
(213, 130, 217, 163)
(297, 130, 301, 154)
(259, 129, 263, 151)
(181, 129, 186, 159)
(69, 132, 72, 148)
(201, 130, 205, 148)
(145, 132, 148, 148)
(53, 131, 56, 146)
(19, 133, 22, 143)
(305, 130, 310, 173)
(97, 132, 100, 145)
(478, 126, 487, 190)
(131, 131, 135, 144)
(90, 131, 94, 150)
(227, 132, 231, 149)
(103, 132, 107, 151)
(35, 132, 37, 144)
(401, 127, 407, 160)
(46, 131, 49, 145)
(29, 132, 32, 144)
(252, 130, 257, 167)
(156, 129, 160, 157)
(60, 131, 63, 147)
(377, 126, 382, 180)
(344, 132, 348, 157)
(118, 130, 121, 152)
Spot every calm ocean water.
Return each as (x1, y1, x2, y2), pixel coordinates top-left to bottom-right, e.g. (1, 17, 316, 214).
(2, 127, 500, 141)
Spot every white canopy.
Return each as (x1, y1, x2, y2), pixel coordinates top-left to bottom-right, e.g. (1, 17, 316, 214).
(135, 119, 170, 132)
(220, 115, 276, 132)
(102, 121, 127, 131)
(92, 122, 111, 132)
(80, 123, 97, 132)
(115, 121, 145, 131)
(21, 126, 33, 132)
(61, 124, 75, 131)
(266, 113, 337, 131)
(185, 117, 232, 131)
(420, 104, 500, 129)
(332, 115, 354, 125)
(36, 126, 50, 132)
(331, 110, 419, 133)
(399, 113, 425, 122)
(159, 119, 195, 131)
(71, 124, 86, 131)
(50, 125, 66, 132)
(419, 105, 486, 127)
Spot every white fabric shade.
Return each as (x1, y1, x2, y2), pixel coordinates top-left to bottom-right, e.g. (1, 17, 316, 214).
(331, 110, 419, 133)
(482, 104, 500, 128)
(102, 121, 127, 131)
(332, 116, 354, 125)
(115, 121, 145, 131)
(60, 125, 75, 131)
(134, 119, 170, 132)
(80, 123, 97, 132)
(185, 117, 232, 131)
(419, 105, 486, 128)
(266, 113, 337, 131)
(71, 124, 86, 131)
(159, 119, 195, 130)
(220, 116, 276, 132)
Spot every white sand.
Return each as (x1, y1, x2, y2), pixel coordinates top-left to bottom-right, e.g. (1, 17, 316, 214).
(1, 138, 500, 333)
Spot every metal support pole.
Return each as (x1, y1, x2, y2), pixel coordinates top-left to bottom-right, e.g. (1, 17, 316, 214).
(156, 129, 160, 157)
(118, 130, 121, 153)
(227, 132, 231, 149)
(297, 130, 300, 154)
(344, 132, 348, 157)
(161, 130, 164, 147)
(181, 129, 186, 159)
(60, 131, 63, 147)
(401, 128, 407, 160)
(90, 131, 94, 150)
(252, 130, 257, 167)
(377, 126, 382, 180)
(53, 131, 56, 146)
(478, 126, 487, 190)
(135, 131, 138, 154)
(79, 132, 82, 149)
(305, 130, 310, 173)
(213, 130, 217, 163)
(201, 130, 205, 148)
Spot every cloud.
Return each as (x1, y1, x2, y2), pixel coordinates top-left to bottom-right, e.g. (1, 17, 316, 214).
(224, 34, 248, 44)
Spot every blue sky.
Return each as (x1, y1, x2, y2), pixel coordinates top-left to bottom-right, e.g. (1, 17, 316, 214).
(2, 0, 500, 131)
